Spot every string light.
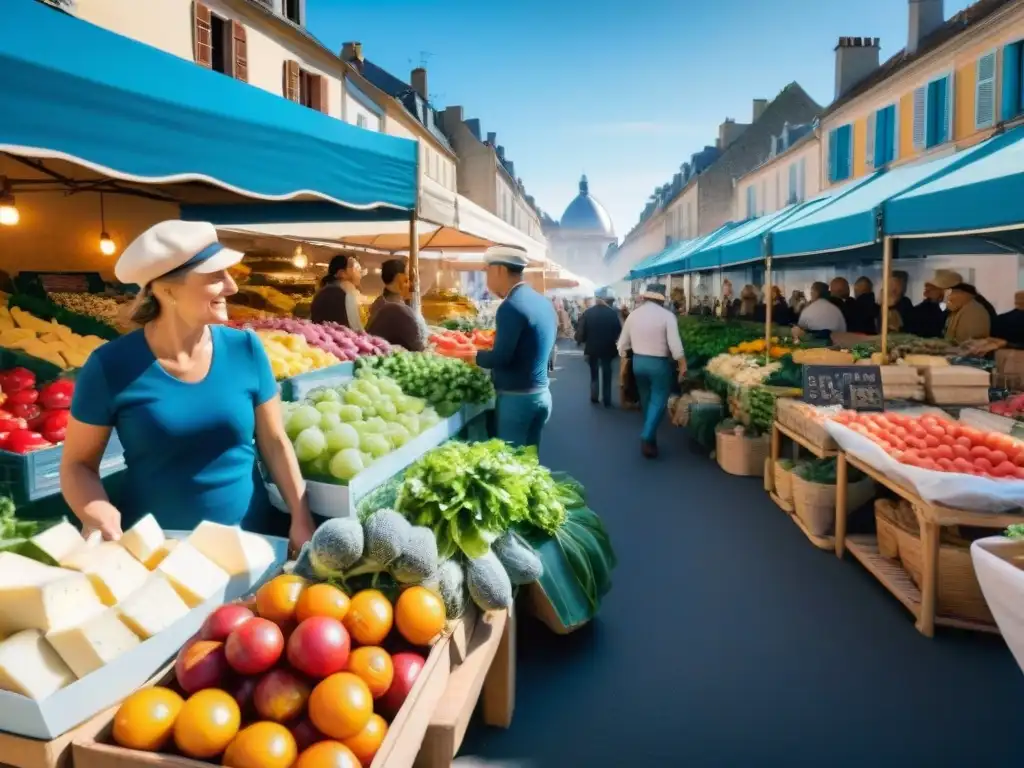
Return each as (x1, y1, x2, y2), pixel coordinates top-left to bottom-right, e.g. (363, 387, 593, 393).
(292, 246, 308, 269)
(98, 193, 116, 256)
(0, 178, 18, 226)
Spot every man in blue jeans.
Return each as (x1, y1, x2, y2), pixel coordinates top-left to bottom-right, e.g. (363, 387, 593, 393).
(617, 283, 686, 458)
(575, 288, 622, 407)
(472, 245, 557, 448)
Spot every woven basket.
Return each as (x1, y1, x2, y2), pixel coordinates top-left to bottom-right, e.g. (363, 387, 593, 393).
(791, 474, 876, 537)
(775, 399, 838, 452)
(774, 462, 795, 509)
(716, 430, 769, 477)
(874, 499, 900, 559)
(896, 526, 994, 624)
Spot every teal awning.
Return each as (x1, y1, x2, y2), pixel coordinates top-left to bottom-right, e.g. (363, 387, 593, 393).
(771, 146, 991, 259)
(660, 223, 744, 273)
(627, 240, 686, 280)
(0, 1, 418, 213)
(885, 126, 1024, 237)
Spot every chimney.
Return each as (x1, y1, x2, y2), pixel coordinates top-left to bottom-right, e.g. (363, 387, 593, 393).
(486, 131, 497, 146)
(443, 105, 463, 124)
(341, 42, 363, 63)
(465, 119, 481, 140)
(909, 0, 944, 54)
(752, 99, 768, 121)
(411, 67, 428, 100)
(506, 161, 515, 177)
(718, 118, 746, 150)
(496, 145, 505, 161)
(834, 36, 880, 100)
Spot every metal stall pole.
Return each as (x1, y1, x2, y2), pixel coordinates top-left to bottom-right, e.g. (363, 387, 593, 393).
(879, 235, 893, 364)
(409, 215, 421, 314)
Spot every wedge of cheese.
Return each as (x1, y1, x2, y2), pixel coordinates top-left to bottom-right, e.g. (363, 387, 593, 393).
(156, 542, 229, 608)
(119, 514, 166, 566)
(60, 542, 150, 606)
(187, 522, 275, 578)
(144, 539, 179, 570)
(46, 608, 141, 679)
(117, 574, 191, 639)
(0, 553, 105, 635)
(22, 521, 85, 566)
(0, 629, 76, 699)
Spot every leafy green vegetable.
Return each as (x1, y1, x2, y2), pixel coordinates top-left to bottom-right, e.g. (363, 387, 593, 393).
(395, 440, 567, 559)
(1006, 523, 1024, 540)
(794, 457, 865, 485)
(357, 351, 494, 416)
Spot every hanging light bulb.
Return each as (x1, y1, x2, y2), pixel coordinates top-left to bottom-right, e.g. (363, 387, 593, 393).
(96, 192, 117, 255)
(292, 246, 308, 269)
(0, 178, 19, 226)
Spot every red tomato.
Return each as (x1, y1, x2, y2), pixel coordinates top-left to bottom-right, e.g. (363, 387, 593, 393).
(970, 445, 990, 459)
(919, 459, 939, 471)
(924, 435, 940, 449)
(974, 457, 994, 474)
(933, 444, 953, 461)
(1014, 467, 1024, 480)
(992, 461, 1018, 478)
(988, 450, 1009, 466)
(952, 458, 974, 474)
(952, 444, 971, 460)
(936, 458, 954, 471)
(955, 436, 972, 449)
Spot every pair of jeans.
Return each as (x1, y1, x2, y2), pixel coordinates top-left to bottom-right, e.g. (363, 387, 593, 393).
(631, 354, 675, 443)
(588, 356, 614, 405)
(495, 389, 552, 449)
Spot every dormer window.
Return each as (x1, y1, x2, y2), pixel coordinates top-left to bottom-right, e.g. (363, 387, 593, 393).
(284, 0, 301, 24)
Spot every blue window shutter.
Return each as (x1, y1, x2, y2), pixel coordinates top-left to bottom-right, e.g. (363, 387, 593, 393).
(827, 128, 839, 182)
(975, 52, 996, 128)
(839, 124, 853, 180)
(944, 75, 954, 142)
(877, 105, 896, 165)
(788, 163, 797, 203)
(1003, 43, 1022, 121)
(912, 86, 927, 149)
(866, 111, 876, 169)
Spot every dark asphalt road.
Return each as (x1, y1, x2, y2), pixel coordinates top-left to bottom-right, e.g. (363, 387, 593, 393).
(459, 344, 1024, 767)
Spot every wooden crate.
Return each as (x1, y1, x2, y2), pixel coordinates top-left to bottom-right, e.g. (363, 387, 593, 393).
(0, 432, 124, 504)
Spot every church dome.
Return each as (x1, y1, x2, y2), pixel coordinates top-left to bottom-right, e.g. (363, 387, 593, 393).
(559, 175, 615, 236)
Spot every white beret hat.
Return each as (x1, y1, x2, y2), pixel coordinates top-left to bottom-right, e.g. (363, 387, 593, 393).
(484, 244, 529, 269)
(115, 220, 244, 287)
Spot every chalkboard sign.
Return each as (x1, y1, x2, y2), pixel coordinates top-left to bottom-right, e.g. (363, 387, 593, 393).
(802, 365, 884, 411)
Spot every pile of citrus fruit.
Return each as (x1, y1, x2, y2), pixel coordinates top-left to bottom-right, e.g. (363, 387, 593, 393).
(111, 574, 448, 767)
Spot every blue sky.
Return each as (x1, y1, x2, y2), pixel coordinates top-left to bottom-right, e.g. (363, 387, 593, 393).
(308, 0, 973, 239)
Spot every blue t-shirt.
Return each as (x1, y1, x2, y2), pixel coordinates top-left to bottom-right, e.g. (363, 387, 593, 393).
(476, 283, 557, 392)
(70, 325, 278, 532)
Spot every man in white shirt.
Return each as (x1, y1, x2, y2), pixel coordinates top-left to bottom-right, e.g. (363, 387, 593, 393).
(617, 283, 686, 458)
(793, 281, 846, 341)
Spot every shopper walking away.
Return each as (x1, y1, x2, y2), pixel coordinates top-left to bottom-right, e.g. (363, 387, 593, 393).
(617, 283, 686, 458)
(576, 288, 622, 407)
(61, 221, 315, 555)
(472, 246, 557, 449)
(311, 253, 365, 330)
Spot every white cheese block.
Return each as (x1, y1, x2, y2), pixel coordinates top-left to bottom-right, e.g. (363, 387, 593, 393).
(59, 542, 151, 606)
(0, 553, 106, 635)
(117, 574, 191, 639)
(119, 514, 166, 566)
(46, 608, 141, 679)
(156, 542, 229, 607)
(187, 521, 275, 577)
(24, 521, 85, 565)
(0, 629, 76, 700)
(144, 539, 179, 570)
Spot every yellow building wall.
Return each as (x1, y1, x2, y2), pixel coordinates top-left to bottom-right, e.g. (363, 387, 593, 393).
(954, 60, 977, 141)
(898, 92, 915, 161)
(852, 117, 867, 177)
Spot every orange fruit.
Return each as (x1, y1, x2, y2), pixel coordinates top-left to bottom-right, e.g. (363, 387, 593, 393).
(342, 714, 388, 765)
(342, 589, 393, 646)
(113, 686, 184, 751)
(256, 574, 308, 624)
(346, 646, 393, 698)
(296, 583, 350, 623)
(394, 586, 446, 646)
(223, 722, 297, 768)
(307, 673, 373, 740)
(295, 741, 361, 768)
(174, 689, 241, 759)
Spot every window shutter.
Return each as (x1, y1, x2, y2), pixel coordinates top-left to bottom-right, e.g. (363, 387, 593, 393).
(842, 124, 853, 180)
(308, 74, 328, 113)
(797, 158, 806, 201)
(891, 102, 901, 161)
(827, 128, 838, 182)
(283, 60, 300, 101)
(912, 86, 926, 149)
(1004, 43, 1023, 121)
(943, 74, 954, 142)
(193, 2, 212, 68)
(319, 75, 329, 114)
(788, 163, 797, 204)
(231, 21, 247, 82)
(865, 111, 876, 169)
(975, 52, 996, 128)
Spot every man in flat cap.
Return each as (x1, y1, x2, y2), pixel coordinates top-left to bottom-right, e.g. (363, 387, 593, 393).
(575, 287, 621, 407)
(473, 246, 557, 448)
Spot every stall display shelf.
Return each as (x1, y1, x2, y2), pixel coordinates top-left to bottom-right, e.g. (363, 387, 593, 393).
(268, 402, 493, 518)
(766, 420, 838, 550)
(0, 432, 125, 505)
(279, 360, 355, 402)
(835, 452, 1018, 637)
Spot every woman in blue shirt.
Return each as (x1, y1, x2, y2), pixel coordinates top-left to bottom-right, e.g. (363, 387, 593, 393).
(60, 221, 315, 554)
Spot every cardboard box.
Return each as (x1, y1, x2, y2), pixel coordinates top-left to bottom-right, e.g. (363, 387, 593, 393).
(72, 613, 472, 768)
(0, 534, 288, 740)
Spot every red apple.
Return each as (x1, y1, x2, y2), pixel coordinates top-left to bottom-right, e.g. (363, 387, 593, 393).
(225, 675, 259, 715)
(175, 640, 229, 694)
(225, 618, 284, 675)
(290, 718, 325, 752)
(254, 669, 312, 723)
(286, 617, 350, 679)
(200, 604, 254, 642)
(378, 651, 425, 720)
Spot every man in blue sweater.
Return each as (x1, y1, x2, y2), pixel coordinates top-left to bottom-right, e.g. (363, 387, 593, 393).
(473, 245, 557, 448)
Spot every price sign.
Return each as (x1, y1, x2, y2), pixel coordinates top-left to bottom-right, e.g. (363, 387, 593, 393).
(37, 273, 92, 294)
(802, 365, 884, 411)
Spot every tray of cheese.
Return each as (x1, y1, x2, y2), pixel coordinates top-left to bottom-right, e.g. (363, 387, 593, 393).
(0, 517, 287, 740)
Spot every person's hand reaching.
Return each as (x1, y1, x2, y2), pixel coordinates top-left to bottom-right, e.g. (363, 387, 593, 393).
(80, 502, 123, 541)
